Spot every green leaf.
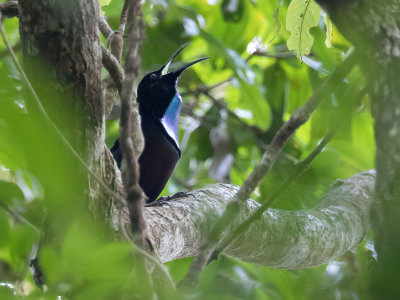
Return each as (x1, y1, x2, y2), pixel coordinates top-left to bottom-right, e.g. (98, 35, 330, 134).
(0, 285, 14, 299)
(0, 210, 11, 248)
(239, 79, 271, 130)
(324, 14, 333, 48)
(10, 225, 38, 262)
(99, 0, 111, 8)
(286, 0, 321, 57)
(199, 29, 254, 83)
(99, 0, 111, 14)
(0, 180, 25, 206)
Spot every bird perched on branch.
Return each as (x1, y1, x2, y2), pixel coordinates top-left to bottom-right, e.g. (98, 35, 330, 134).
(111, 44, 208, 203)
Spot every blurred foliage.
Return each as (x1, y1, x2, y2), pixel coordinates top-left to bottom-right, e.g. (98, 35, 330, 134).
(0, 0, 377, 299)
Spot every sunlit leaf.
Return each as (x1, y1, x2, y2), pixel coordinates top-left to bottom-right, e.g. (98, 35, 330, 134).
(99, 0, 111, 8)
(286, 0, 321, 57)
(99, 0, 111, 14)
(239, 79, 271, 130)
(324, 14, 333, 48)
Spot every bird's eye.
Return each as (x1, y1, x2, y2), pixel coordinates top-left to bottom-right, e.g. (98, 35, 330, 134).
(150, 74, 158, 80)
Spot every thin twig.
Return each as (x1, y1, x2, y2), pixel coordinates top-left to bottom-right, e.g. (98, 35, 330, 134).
(0, 12, 127, 209)
(0, 41, 20, 58)
(119, 0, 147, 246)
(181, 78, 232, 97)
(118, 2, 152, 292)
(101, 44, 124, 92)
(130, 244, 176, 290)
(118, 1, 130, 41)
(246, 49, 298, 62)
(183, 82, 269, 151)
(209, 88, 367, 262)
(179, 50, 358, 288)
(100, 2, 132, 117)
(0, 202, 40, 232)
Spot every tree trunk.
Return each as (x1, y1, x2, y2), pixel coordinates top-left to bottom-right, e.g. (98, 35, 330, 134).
(316, 0, 400, 298)
(18, 0, 105, 213)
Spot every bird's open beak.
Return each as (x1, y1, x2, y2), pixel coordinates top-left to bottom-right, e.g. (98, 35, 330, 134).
(159, 44, 209, 78)
(168, 57, 209, 78)
(160, 43, 190, 75)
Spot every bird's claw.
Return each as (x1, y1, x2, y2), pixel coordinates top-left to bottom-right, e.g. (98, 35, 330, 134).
(168, 191, 191, 200)
(145, 198, 171, 207)
(145, 191, 191, 207)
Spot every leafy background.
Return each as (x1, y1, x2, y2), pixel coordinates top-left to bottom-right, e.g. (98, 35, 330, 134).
(0, 0, 376, 299)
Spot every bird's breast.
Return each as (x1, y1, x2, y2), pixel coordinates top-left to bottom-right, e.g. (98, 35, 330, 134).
(139, 114, 180, 202)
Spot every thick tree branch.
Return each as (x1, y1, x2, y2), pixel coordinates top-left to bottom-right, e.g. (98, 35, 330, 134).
(138, 171, 375, 267)
(208, 88, 367, 263)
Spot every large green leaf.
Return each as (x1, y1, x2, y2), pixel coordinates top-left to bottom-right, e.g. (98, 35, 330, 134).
(286, 0, 321, 57)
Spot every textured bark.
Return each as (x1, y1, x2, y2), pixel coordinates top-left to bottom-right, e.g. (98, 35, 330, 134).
(119, 0, 147, 246)
(316, 0, 400, 298)
(100, 1, 130, 117)
(101, 44, 124, 92)
(113, 171, 376, 268)
(18, 0, 105, 212)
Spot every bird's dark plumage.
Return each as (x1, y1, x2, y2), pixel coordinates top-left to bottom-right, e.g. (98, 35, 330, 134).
(111, 44, 208, 203)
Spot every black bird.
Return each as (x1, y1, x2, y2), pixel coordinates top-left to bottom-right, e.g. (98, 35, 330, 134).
(111, 44, 208, 203)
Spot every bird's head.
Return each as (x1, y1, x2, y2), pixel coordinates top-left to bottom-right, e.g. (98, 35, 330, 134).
(137, 44, 208, 118)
